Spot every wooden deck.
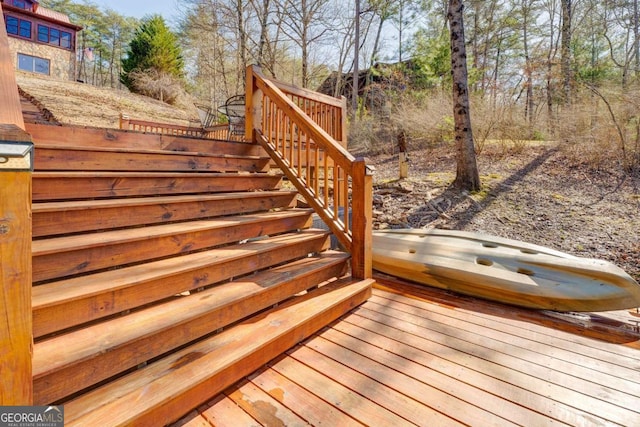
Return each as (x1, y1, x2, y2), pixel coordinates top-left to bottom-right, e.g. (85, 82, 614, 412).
(174, 277, 640, 426)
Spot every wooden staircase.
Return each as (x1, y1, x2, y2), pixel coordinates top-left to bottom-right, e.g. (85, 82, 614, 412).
(26, 123, 372, 425)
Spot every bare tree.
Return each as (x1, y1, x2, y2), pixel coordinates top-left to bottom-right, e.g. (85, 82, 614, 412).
(276, 0, 331, 88)
(561, 0, 572, 104)
(448, 0, 481, 191)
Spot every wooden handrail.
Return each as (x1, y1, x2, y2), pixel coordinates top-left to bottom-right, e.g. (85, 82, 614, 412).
(246, 65, 372, 279)
(119, 114, 231, 140)
(0, 8, 33, 404)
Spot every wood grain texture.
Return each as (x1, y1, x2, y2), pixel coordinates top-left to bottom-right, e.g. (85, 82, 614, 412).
(32, 171, 282, 201)
(32, 209, 313, 282)
(32, 231, 333, 338)
(0, 172, 32, 404)
(63, 278, 372, 426)
(0, 12, 31, 403)
(33, 251, 347, 404)
(32, 191, 297, 237)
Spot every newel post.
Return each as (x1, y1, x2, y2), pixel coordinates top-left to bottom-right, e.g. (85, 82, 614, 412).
(245, 65, 262, 142)
(350, 158, 373, 279)
(0, 126, 34, 405)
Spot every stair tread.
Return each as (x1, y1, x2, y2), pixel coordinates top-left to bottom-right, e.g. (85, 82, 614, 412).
(33, 230, 329, 310)
(33, 253, 351, 403)
(32, 191, 297, 213)
(33, 230, 332, 338)
(63, 278, 373, 426)
(33, 252, 349, 377)
(32, 209, 312, 255)
(35, 145, 270, 172)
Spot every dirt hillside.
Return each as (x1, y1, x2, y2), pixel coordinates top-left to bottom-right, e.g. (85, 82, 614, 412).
(17, 73, 200, 129)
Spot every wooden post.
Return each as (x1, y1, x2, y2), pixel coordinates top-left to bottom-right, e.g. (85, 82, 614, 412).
(245, 65, 262, 143)
(119, 113, 130, 131)
(350, 158, 373, 279)
(398, 130, 408, 179)
(0, 10, 33, 405)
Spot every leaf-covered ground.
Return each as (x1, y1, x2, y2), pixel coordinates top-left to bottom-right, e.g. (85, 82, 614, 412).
(370, 142, 640, 282)
(17, 73, 199, 129)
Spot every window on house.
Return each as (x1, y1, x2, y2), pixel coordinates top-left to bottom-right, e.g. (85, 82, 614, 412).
(18, 53, 50, 75)
(5, 15, 31, 38)
(11, 0, 29, 9)
(36, 24, 73, 50)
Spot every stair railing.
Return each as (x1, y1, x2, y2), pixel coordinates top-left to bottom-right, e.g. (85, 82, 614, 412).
(246, 65, 372, 279)
(0, 8, 33, 404)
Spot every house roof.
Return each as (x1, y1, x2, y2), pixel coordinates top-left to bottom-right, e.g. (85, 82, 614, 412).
(35, 6, 71, 24)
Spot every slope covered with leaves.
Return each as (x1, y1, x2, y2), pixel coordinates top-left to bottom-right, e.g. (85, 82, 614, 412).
(17, 73, 199, 129)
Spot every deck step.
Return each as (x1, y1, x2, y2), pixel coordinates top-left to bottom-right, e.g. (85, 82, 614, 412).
(32, 209, 314, 282)
(32, 171, 282, 201)
(34, 145, 270, 172)
(32, 191, 297, 237)
(27, 122, 267, 157)
(33, 230, 332, 338)
(62, 278, 373, 426)
(33, 251, 350, 404)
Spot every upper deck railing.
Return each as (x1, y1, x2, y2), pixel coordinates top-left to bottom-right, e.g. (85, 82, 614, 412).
(246, 65, 372, 279)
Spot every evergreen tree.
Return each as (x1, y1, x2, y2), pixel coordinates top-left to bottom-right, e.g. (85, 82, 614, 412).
(121, 15, 184, 94)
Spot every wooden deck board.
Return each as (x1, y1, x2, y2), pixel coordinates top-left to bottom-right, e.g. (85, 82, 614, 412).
(172, 280, 640, 427)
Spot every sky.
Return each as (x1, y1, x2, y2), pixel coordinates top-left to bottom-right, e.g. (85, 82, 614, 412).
(91, 0, 180, 21)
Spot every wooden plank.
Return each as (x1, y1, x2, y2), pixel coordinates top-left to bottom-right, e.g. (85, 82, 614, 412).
(200, 395, 259, 427)
(32, 172, 282, 201)
(375, 277, 640, 354)
(316, 326, 564, 426)
(287, 343, 468, 426)
(350, 158, 373, 279)
(32, 209, 313, 283)
(32, 191, 298, 237)
(250, 366, 363, 427)
(350, 305, 640, 426)
(32, 232, 334, 337)
(224, 379, 309, 427)
(339, 313, 609, 426)
(33, 251, 348, 403)
(0, 172, 32, 404)
(34, 146, 270, 172)
(373, 286, 640, 365)
(269, 354, 411, 426)
(170, 411, 212, 427)
(63, 278, 373, 426)
(370, 292, 640, 393)
(26, 122, 265, 156)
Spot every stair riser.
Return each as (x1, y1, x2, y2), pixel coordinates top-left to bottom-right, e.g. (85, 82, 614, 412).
(27, 122, 266, 157)
(32, 174, 282, 201)
(33, 213, 313, 283)
(32, 192, 297, 237)
(33, 232, 332, 337)
(35, 147, 270, 173)
(33, 258, 348, 404)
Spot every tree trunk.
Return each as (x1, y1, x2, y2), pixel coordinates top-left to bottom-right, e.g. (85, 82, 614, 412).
(560, 0, 572, 105)
(352, 0, 360, 118)
(448, 0, 481, 191)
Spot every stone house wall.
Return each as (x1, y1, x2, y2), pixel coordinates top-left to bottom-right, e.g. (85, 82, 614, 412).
(8, 36, 75, 80)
